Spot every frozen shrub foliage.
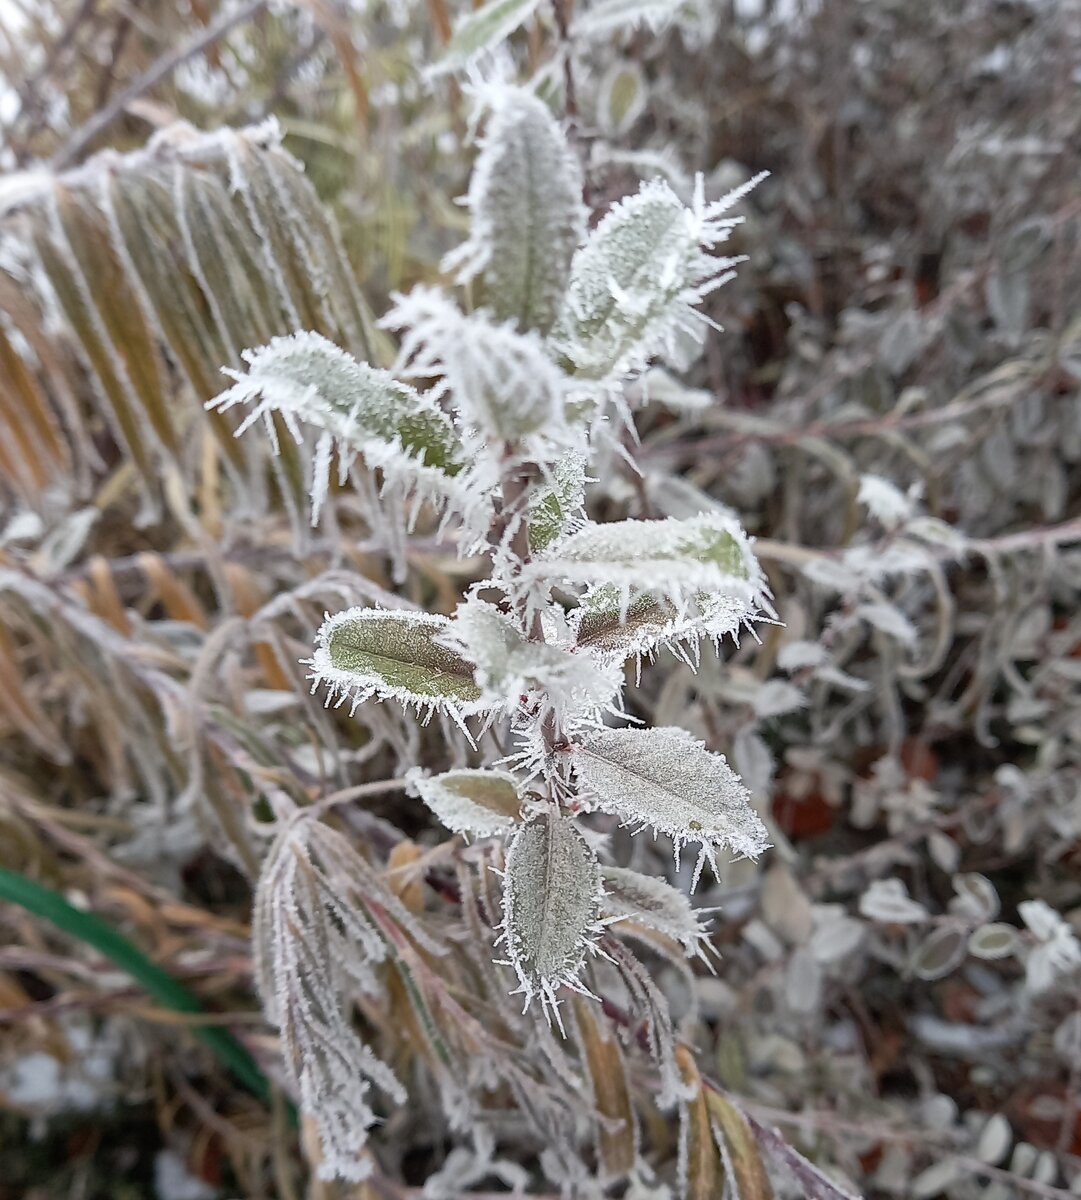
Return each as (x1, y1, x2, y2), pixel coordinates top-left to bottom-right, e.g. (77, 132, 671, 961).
(0, 0, 1079, 1197)
(209, 56, 779, 1192)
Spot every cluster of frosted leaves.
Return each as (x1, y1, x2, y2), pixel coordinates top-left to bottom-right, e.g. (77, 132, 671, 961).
(309, 607, 500, 733)
(407, 766, 524, 837)
(443, 85, 586, 335)
(252, 817, 442, 1181)
(382, 285, 572, 444)
(437, 597, 624, 728)
(573, 726, 770, 887)
(528, 510, 772, 633)
(496, 811, 608, 1029)
(207, 332, 489, 547)
(551, 175, 766, 382)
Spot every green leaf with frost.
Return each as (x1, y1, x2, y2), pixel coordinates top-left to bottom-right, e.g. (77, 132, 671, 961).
(499, 811, 604, 1024)
(552, 175, 763, 380)
(444, 86, 586, 334)
(574, 587, 676, 652)
(528, 512, 770, 630)
(528, 452, 587, 552)
(601, 865, 713, 958)
(574, 726, 769, 888)
(434, 0, 543, 75)
(208, 332, 465, 522)
(310, 608, 495, 721)
(409, 768, 522, 836)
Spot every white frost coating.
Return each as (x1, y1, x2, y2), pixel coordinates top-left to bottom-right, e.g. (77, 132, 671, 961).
(496, 812, 608, 1030)
(443, 84, 585, 334)
(552, 174, 766, 381)
(858, 473, 915, 529)
(206, 331, 481, 528)
(527, 511, 772, 626)
(573, 726, 770, 888)
(309, 607, 499, 733)
(407, 766, 523, 836)
(438, 597, 623, 726)
(600, 865, 716, 960)
(383, 285, 570, 443)
(253, 817, 439, 1182)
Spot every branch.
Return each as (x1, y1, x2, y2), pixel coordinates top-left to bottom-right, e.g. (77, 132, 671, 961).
(52, 0, 269, 169)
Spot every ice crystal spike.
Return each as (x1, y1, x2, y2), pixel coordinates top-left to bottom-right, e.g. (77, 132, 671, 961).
(573, 726, 770, 888)
(499, 811, 605, 1027)
(444, 85, 585, 334)
(310, 607, 498, 724)
(408, 767, 523, 837)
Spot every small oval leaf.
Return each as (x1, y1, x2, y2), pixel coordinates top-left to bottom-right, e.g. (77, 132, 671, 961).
(574, 726, 769, 888)
(409, 767, 522, 836)
(601, 865, 713, 958)
(311, 607, 493, 718)
(968, 922, 1019, 960)
(499, 812, 602, 1023)
(912, 926, 968, 981)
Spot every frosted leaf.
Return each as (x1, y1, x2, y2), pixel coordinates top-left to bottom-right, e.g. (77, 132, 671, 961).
(1019, 900, 1081, 992)
(573, 588, 680, 656)
(310, 607, 497, 724)
(528, 452, 587, 552)
(207, 331, 465, 523)
(968, 923, 1018, 960)
(552, 175, 764, 381)
(858, 879, 929, 925)
(750, 679, 806, 719)
(855, 601, 918, 646)
(601, 865, 714, 959)
(858, 474, 914, 529)
(444, 86, 585, 334)
(498, 812, 605, 1026)
(911, 927, 969, 981)
(808, 910, 865, 964)
(383, 286, 569, 441)
(597, 63, 648, 137)
(777, 640, 828, 672)
(531, 512, 771, 633)
(573, 726, 769, 887)
(434, 0, 543, 75)
(950, 873, 1000, 922)
(253, 817, 436, 1181)
(408, 767, 523, 836)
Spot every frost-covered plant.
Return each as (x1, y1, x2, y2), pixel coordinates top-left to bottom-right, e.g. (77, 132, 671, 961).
(215, 80, 772, 1180)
